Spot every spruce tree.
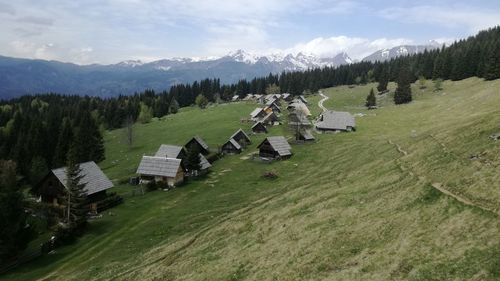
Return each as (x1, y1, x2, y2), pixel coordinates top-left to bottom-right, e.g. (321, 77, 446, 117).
(365, 88, 377, 108)
(394, 65, 413, 105)
(185, 148, 201, 176)
(64, 145, 87, 231)
(0, 160, 34, 263)
(53, 118, 73, 167)
(377, 69, 389, 93)
(484, 39, 500, 80)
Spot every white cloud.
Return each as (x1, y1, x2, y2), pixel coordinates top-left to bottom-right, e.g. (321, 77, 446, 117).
(380, 5, 500, 32)
(278, 36, 413, 60)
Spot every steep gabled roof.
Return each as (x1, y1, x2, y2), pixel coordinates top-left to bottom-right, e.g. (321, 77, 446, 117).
(51, 161, 113, 196)
(315, 110, 355, 131)
(230, 128, 251, 143)
(155, 144, 184, 158)
(299, 130, 315, 140)
(223, 138, 242, 150)
(186, 136, 209, 151)
(261, 112, 278, 123)
(251, 121, 268, 132)
(199, 154, 212, 170)
(136, 156, 182, 178)
(258, 136, 292, 156)
(250, 107, 265, 118)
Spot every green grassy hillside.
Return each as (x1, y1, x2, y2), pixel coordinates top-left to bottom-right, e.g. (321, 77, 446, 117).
(2, 78, 499, 281)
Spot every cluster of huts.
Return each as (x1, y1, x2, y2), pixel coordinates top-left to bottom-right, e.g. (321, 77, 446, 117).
(136, 136, 213, 187)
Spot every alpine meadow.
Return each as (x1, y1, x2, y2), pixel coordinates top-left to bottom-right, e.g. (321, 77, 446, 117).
(0, 1, 499, 280)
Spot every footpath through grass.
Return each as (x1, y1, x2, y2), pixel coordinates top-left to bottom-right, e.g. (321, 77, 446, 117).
(2, 78, 499, 280)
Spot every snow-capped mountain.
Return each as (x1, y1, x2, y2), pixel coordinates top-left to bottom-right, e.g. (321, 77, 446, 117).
(0, 49, 355, 98)
(362, 42, 442, 62)
(124, 49, 353, 73)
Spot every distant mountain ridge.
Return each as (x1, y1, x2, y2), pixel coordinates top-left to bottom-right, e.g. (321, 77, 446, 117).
(362, 41, 442, 62)
(0, 44, 437, 99)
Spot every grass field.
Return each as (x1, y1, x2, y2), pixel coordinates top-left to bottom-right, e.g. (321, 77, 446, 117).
(2, 77, 499, 280)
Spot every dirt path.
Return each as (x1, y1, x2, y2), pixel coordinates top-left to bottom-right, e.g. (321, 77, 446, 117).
(388, 139, 499, 216)
(318, 91, 329, 112)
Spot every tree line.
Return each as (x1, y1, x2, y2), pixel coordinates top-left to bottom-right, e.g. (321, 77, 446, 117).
(0, 25, 499, 264)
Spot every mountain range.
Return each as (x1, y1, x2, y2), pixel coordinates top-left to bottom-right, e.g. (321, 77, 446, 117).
(0, 44, 438, 99)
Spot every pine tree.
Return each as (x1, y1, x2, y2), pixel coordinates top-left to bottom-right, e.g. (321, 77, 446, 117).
(169, 97, 179, 114)
(394, 65, 413, 105)
(365, 88, 376, 108)
(64, 145, 87, 231)
(377, 68, 389, 93)
(185, 147, 201, 176)
(484, 39, 500, 80)
(0, 160, 34, 263)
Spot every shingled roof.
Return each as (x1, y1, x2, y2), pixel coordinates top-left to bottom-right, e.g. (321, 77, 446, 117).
(250, 107, 265, 118)
(258, 136, 292, 157)
(224, 138, 242, 150)
(51, 161, 113, 196)
(315, 110, 355, 131)
(230, 128, 251, 144)
(155, 144, 184, 158)
(299, 130, 315, 141)
(136, 156, 182, 178)
(251, 121, 268, 133)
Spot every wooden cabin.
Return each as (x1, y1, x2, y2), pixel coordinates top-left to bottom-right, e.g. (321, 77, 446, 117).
(257, 136, 292, 159)
(297, 130, 315, 141)
(252, 122, 268, 133)
(36, 161, 113, 211)
(155, 144, 186, 159)
(250, 107, 267, 121)
(185, 136, 210, 155)
(315, 110, 356, 132)
(136, 156, 184, 187)
(261, 112, 279, 126)
(221, 138, 242, 154)
(282, 93, 292, 101)
(230, 128, 251, 146)
(155, 144, 211, 173)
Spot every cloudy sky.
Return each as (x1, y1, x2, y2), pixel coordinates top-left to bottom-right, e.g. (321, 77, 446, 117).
(1, 0, 499, 64)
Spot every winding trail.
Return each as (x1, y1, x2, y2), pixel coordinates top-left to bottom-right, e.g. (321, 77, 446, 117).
(318, 91, 329, 112)
(387, 139, 499, 216)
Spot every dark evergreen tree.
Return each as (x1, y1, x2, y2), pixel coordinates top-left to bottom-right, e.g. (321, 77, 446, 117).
(365, 88, 377, 108)
(484, 39, 500, 80)
(64, 145, 87, 231)
(377, 68, 389, 93)
(394, 65, 413, 105)
(53, 118, 74, 168)
(185, 148, 201, 176)
(0, 160, 34, 263)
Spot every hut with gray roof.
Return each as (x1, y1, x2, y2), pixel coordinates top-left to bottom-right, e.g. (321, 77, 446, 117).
(250, 107, 267, 121)
(136, 156, 184, 187)
(297, 130, 315, 142)
(221, 138, 242, 154)
(155, 144, 186, 159)
(155, 144, 211, 173)
(251, 121, 267, 133)
(36, 161, 114, 208)
(315, 110, 356, 132)
(261, 112, 279, 126)
(257, 136, 292, 159)
(230, 128, 251, 146)
(185, 136, 210, 155)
